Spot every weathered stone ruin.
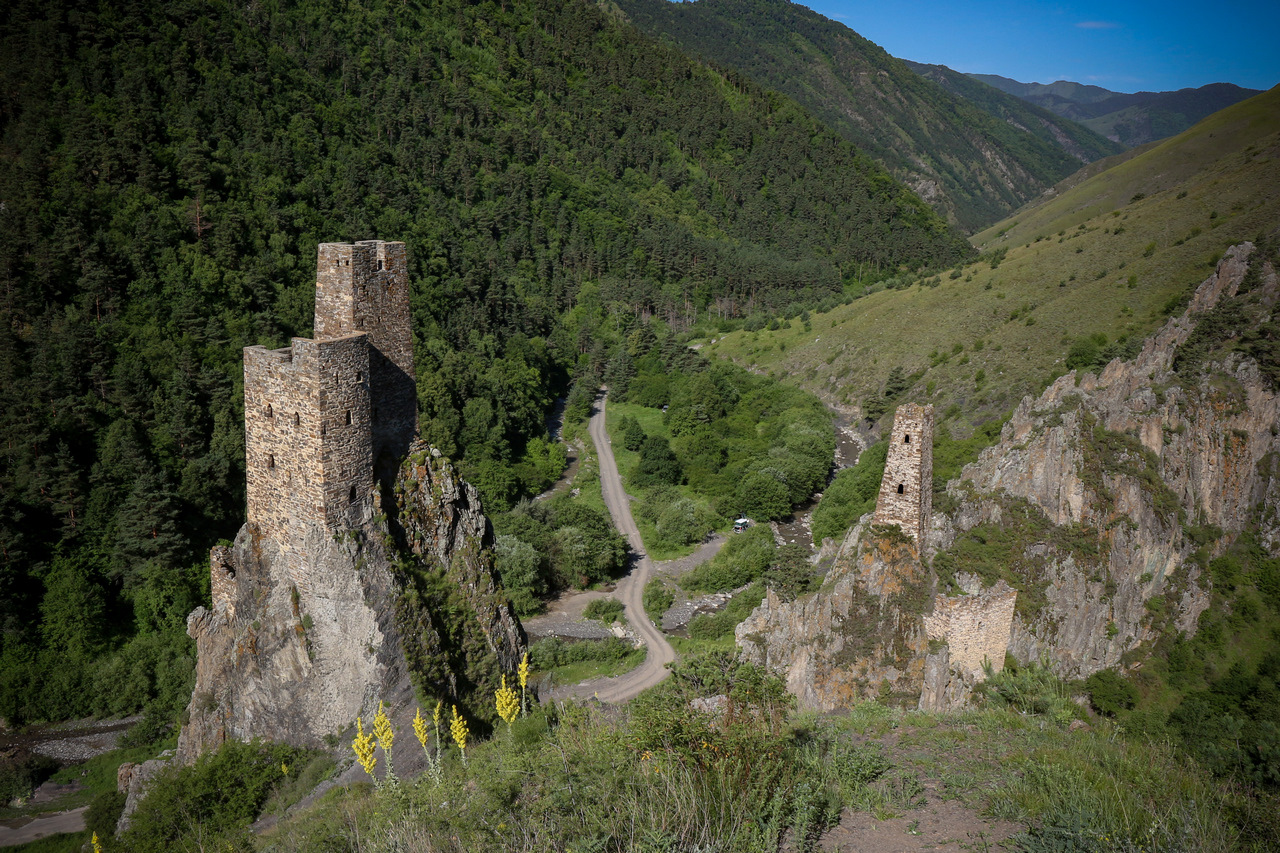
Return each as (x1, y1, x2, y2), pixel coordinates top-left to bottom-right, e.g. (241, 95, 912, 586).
(739, 402, 1014, 711)
(739, 242, 1280, 714)
(119, 243, 525, 829)
(874, 402, 934, 549)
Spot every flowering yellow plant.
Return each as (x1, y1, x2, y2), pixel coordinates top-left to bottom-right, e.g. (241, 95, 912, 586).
(518, 651, 530, 716)
(92, 833, 102, 853)
(413, 706, 443, 785)
(450, 704, 469, 765)
(413, 706, 429, 751)
(352, 716, 378, 782)
(496, 675, 519, 733)
(373, 701, 396, 782)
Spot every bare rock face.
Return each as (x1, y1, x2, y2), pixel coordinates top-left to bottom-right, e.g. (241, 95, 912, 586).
(737, 523, 932, 710)
(120, 441, 525, 830)
(738, 242, 1279, 710)
(950, 242, 1280, 679)
(175, 519, 397, 763)
(387, 443, 526, 702)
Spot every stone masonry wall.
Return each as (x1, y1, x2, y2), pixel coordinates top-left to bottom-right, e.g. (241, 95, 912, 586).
(314, 335, 374, 532)
(314, 241, 415, 464)
(244, 334, 372, 590)
(923, 582, 1017, 677)
(874, 403, 934, 549)
(244, 342, 323, 584)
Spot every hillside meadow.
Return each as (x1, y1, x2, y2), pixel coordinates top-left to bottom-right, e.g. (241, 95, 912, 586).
(700, 87, 1280, 435)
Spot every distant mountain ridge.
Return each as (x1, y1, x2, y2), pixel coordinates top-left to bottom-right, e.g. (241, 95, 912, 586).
(612, 0, 1122, 234)
(969, 73, 1263, 147)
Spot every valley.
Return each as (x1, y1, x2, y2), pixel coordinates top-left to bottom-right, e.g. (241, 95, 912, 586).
(1, 0, 1277, 850)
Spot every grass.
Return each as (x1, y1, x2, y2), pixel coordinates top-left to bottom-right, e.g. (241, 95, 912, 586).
(535, 648, 646, 686)
(603, 400, 727, 560)
(697, 86, 1280, 436)
(248, 693, 1277, 853)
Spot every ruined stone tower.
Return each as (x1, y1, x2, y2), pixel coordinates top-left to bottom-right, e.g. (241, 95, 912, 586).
(242, 241, 415, 585)
(874, 403, 934, 549)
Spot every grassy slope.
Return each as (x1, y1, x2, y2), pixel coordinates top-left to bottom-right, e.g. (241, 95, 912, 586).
(700, 86, 1280, 435)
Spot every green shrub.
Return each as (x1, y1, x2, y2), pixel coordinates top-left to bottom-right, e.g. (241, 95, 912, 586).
(582, 598, 625, 624)
(121, 740, 316, 853)
(1084, 669, 1136, 716)
(681, 525, 775, 593)
(85, 789, 127, 842)
(686, 583, 766, 640)
(811, 441, 887, 543)
(527, 637, 634, 670)
(642, 579, 675, 625)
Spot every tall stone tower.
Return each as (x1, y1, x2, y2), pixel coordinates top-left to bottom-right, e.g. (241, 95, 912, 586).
(314, 241, 416, 465)
(874, 403, 934, 550)
(242, 241, 415, 586)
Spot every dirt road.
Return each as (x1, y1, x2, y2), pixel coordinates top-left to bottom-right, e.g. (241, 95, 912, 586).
(0, 807, 86, 848)
(561, 392, 676, 703)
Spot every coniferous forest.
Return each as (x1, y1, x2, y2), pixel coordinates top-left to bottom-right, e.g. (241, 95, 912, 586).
(0, 0, 968, 724)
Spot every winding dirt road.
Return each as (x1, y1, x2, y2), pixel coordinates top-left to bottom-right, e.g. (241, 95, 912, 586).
(560, 392, 675, 703)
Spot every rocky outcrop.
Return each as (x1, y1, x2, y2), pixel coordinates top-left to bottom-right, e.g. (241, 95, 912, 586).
(736, 523, 932, 710)
(739, 241, 1279, 708)
(387, 444, 526, 703)
(949, 242, 1280, 678)
(116, 442, 525, 829)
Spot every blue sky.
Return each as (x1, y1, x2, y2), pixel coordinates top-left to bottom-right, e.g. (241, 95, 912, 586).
(804, 0, 1280, 93)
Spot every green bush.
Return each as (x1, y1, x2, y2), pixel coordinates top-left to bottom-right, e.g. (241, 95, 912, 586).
(811, 441, 887, 543)
(122, 740, 316, 853)
(527, 637, 635, 670)
(642, 579, 675, 624)
(686, 583, 766, 640)
(681, 525, 775, 593)
(582, 598, 625, 624)
(1084, 669, 1137, 716)
(85, 790, 127, 842)
(0, 751, 58, 805)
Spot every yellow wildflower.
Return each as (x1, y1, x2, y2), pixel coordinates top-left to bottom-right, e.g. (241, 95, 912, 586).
(413, 707, 429, 750)
(373, 701, 396, 781)
(92, 833, 102, 853)
(352, 716, 378, 782)
(518, 652, 530, 716)
(281, 762, 289, 776)
(450, 704, 469, 765)
(495, 675, 519, 733)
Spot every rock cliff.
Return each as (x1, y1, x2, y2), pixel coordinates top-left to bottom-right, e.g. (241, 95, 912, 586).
(737, 524, 932, 709)
(948, 241, 1279, 678)
(738, 240, 1280, 709)
(115, 442, 525, 827)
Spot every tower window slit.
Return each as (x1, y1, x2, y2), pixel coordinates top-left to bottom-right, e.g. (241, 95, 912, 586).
(904, 434, 910, 443)
(897, 483, 904, 494)
(268, 454, 275, 469)
(345, 410, 352, 425)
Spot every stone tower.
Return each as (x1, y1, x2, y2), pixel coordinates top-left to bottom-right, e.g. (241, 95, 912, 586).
(242, 241, 415, 585)
(874, 403, 934, 549)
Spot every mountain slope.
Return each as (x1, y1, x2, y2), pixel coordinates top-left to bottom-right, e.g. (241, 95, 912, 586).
(701, 86, 1280, 434)
(612, 0, 1122, 232)
(0, 0, 967, 724)
(972, 74, 1264, 147)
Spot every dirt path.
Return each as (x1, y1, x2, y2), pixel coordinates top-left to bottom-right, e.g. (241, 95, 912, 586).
(557, 392, 676, 703)
(0, 807, 86, 848)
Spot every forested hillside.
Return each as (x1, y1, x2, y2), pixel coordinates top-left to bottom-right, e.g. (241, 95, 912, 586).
(0, 0, 967, 724)
(612, 0, 1122, 232)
